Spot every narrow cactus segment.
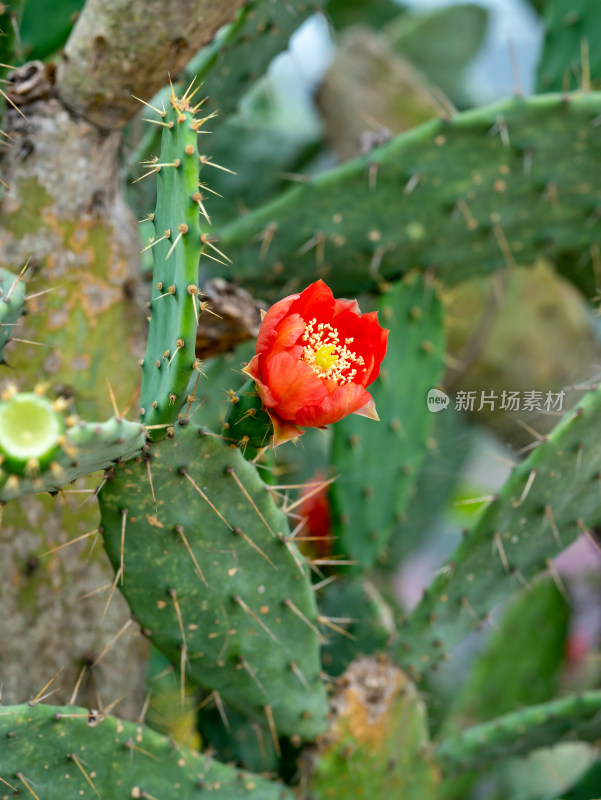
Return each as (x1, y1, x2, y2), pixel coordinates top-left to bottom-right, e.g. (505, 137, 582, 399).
(0, 702, 294, 799)
(0, 406, 145, 501)
(139, 89, 212, 435)
(98, 423, 328, 739)
(435, 690, 601, 774)
(133, 0, 325, 178)
(215, 92, 601, 299)
(330, 274, 445, 567)
(536, 0, 601, 93)
(0, 267, 26, 361)
(188, 0, 326, 130)
(301, 657, 439, 799)
(392, 384, 601, 681)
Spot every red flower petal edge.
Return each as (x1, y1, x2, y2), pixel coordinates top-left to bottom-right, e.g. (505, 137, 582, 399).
(243, 280, 389, 446)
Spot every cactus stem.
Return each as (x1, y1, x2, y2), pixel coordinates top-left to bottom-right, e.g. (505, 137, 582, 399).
(0, 776, 17, 792)
(227, 467, 275, 536)
(180, 467, 232, 529)
(175, 524, 208, 586)
(233, 594, 280, 644)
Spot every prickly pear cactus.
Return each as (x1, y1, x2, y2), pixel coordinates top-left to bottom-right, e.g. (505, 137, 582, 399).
(4, 3, 601, 800)
(98, 422, 328, 740)
(0, 702, 294, 799)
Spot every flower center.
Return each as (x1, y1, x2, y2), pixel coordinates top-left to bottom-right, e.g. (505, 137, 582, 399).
(301, 319, 365, 385)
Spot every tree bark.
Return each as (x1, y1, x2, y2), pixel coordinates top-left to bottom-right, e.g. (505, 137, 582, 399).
(0, 0, 245, 716)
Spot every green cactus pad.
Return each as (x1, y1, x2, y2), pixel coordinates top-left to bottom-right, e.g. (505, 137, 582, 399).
(0, 702, 294, 799)
(0, 267, 26, 361)
(536, 0, 601, 93)
(0, 411, 145, 502)
(435, 690, 601, 774)
(139, 91, 212, 434)
(330, 273, 445, 567)
(319, 576, 398, 677)
(98, 422, 328, 739)
(215, 92, 601, 299)
(391, 383, 601, 681)
(301, 657, 440, 799)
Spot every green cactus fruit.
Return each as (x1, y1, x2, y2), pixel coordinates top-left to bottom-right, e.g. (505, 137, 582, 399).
(0, 702, 294, 799)
(215, 92, 601, 300)
(536, 0, 601, 93)
(139, 88, 215, 435)
(222, 378, 273, 452)
(98, 421, 328, 740)
(435, 690, 601, 774)
(0, 267, 26, 362)
(300, 657, 440, 798)
(0, 398, 145, 501)
(330, 273, 445, 567)
(391, 383, 601, 682)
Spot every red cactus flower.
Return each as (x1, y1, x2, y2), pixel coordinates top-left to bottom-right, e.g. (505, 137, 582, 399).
(243, 280, 389, 445)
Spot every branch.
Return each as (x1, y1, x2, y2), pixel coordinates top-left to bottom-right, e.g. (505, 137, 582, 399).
(56, 0, 246, 130)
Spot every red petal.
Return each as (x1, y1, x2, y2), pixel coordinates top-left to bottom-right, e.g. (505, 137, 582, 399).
(294, 383, 373, 428)
(270, 313, 305, 356)
(333, 297, 360, 316)
(256, 293, 299, 355)
(287, 279, 335, 323)
(262, 350, 328, 420)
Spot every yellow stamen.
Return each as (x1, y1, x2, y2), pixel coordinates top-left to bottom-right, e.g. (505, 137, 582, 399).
(301, 319, 365, 384)
(314, 345, 337, 371)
